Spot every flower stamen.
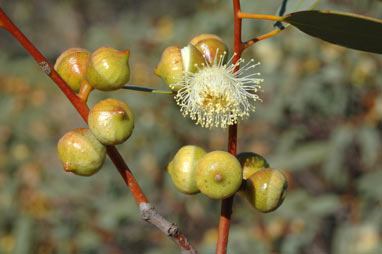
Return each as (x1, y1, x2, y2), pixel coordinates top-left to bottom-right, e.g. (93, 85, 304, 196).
(174, 50, 263, 128)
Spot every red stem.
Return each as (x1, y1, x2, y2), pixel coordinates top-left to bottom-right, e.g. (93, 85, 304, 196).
(0, 8, 196, 253)
(216, 1, 243, 254)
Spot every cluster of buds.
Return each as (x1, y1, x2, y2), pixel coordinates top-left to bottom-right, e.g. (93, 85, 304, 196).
(167, 146, 287, 213)
(54, 47, 131, 92)
(54, 36, 286, 214)
(55, 47, 134, 176)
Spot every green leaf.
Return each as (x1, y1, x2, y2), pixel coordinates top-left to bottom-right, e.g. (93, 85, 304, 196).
(282, 10, 382, 53)
(274, 0, 322, 29)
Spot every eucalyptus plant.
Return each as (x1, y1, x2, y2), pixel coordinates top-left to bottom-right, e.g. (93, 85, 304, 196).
(0, 0, 380, 253)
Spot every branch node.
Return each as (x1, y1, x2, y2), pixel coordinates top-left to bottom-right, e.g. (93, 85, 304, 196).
(39, 61, 51, 75)
(139, 202, 154, 221)
(168, 223, 179, 237)
(139, 202, 181, 238)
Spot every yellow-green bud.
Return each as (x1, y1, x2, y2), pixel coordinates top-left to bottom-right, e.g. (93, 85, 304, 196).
(237, 152, 269, 180)
(57, 128, 106, 176)
(86, 47, 130, 91)
(167, 145, 207, 194)
(196, 151, 242, 199)
(244, 168, 287, 213)
(54, 48, 90, 93)
(88, 98, 134, 145)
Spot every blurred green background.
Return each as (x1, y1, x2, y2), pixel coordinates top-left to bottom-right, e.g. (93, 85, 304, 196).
(0, 0, 381, 253)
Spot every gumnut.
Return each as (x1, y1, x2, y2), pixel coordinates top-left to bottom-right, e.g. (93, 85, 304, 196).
(236, 152, 270, 180)
(86, 46, 130, 91)
(196, 151, 242, 199)
(189, 34, 228, 64)
(57, 128, 106, 176)
(88, 98, 134, 145)
(189, 34, 223, 45)
(244, 168, 287, 213)
(154, 44, 204, 91)
(54, 48, 90, 92)
(167, 145, 207, 194)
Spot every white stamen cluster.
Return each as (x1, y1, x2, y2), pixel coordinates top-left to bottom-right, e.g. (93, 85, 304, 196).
(173, 52, 263, 128)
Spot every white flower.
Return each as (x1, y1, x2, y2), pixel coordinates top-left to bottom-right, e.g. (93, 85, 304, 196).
(173, 52, 263, 128)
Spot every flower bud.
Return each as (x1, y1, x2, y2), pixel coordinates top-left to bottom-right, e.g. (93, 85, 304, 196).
(236, 152, 269, 180)
(190, 34, 228, 64)
(154, 44, 204, 91)
(54, 48, 90, 93)
(57, 128, 106, 176)
(244, 168, 287, 213)
(167, 145, 207, 194)
(86, 47, 130, 91)
(196, 151, 242, 199)
(88, 98, 134, 145)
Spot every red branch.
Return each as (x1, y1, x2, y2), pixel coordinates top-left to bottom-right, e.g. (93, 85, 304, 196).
(215, 1, 243, 254)
(0, 8, 197, 254)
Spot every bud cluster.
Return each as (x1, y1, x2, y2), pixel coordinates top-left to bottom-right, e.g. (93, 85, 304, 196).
(54, 46, 131, 93)
(54, 37, 285, 214)
(55, 47, 134, 176)
(167, 146, 287, 213)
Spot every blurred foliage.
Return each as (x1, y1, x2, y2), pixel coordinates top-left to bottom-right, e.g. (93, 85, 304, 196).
(0, 0, 381, 253)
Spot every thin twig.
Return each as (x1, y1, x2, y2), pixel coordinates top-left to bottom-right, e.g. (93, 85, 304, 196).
(237, 12, 283, 22)
(139, 203, 197, 254)
(0, 8, 197, 254)
(123, 84, 174, 94)
(243, 28, 283, 49)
